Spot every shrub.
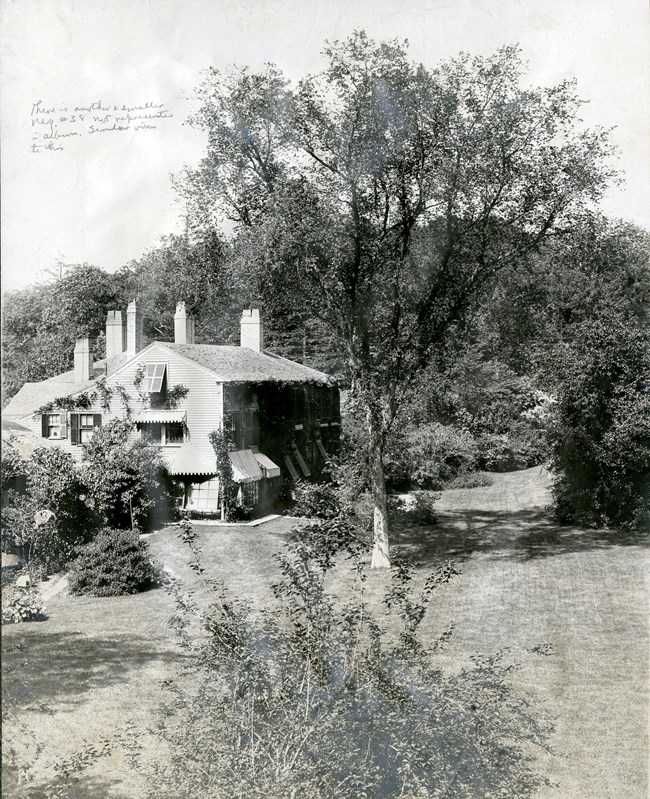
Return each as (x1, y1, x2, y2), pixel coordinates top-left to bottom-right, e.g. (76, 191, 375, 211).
(548, 317, 650, 531)
(2, 447, 101, 571)
(477, 423, 549, 472)
(81, 420, 175, 531)
(67, 529, 163, 597)
(389, 423, 479, 489)
(146, 537, 552, 799)
(2, 586, 47, 623)
(388, 492, 439, 526)
(290, 480, 339, 519)
(446, 471, 494, 489)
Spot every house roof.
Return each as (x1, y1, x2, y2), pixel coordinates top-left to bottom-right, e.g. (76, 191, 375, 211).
(3, 354, 129, 420)
(160, 343, 332, 385)
(3, 341, 332, 420)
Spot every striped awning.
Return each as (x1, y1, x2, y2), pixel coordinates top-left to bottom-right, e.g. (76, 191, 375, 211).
(133, 410, 187, 424)
(254, 452, 281, 479)
(164, 443, 215, 476)
(228, 449, 263, 484)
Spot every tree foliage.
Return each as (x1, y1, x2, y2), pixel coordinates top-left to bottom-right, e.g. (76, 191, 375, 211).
(2, 264, 121, 402)
(548, 316, 650, 530)
(1, 446, 101, 571)
(81, 419, 174, 530)
(180, 32, 615, 564)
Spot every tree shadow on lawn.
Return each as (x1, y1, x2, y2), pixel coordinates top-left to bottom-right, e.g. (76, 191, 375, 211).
(2, 629, 187, 714)
(393, 507, 649, 565)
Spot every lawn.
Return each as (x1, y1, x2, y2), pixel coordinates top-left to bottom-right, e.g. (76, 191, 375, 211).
(2, 467, 648, 798)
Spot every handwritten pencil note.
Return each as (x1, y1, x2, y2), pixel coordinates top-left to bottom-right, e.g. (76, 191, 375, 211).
(30, 100, 174, 152)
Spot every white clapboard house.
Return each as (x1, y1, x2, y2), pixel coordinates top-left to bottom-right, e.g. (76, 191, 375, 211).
(3, 302, 340, 515)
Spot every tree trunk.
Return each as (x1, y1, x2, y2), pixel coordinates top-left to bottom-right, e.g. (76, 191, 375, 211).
(368, 412, 390, 568)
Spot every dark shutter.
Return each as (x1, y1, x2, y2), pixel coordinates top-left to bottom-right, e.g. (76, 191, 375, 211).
(70, 413, 79, 445)
(93, 413, 102, 429)
(41, 414, 48, 438)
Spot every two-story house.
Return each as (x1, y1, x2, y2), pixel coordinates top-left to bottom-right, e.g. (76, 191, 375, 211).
(3, 302, 340, 515)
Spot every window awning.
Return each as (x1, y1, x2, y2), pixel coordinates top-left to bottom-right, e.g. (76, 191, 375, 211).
(133, 410, 187, 424)
(228, 449, 263, 484)
(163, 443, 215, 476)
(254, 452, 281, 478)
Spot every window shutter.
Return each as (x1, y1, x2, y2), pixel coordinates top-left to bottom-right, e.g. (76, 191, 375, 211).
(59, 412, 67, 438)
(41, 414, 48, 438)
(70, 413, 79, 445)
(93, 413, 102, 429)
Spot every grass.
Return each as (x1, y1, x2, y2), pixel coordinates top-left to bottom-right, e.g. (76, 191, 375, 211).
(2, 467, 648, 798)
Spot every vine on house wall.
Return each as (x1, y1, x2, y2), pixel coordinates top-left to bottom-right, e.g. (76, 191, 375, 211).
(208, 427, 236, 520)
(113, 384, 133, 418)
(34, 375, 188, 420)
(36, 392, 94, 415)
(161, 385, 189, 410)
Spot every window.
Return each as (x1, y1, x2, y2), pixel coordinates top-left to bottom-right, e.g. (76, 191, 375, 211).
(69, 413, 101, 445)
(145, 422, 184, 446)
(226, 411, 243, 448)
(78, 414, 97, 444)
(291, 387, 306, 420)
(166, 423, 184, 444)
(186, 478, 220, 511)
(41, 412, 67, 439)
(241, 482, 259, 507)
(141, 363, 167, 393)
(245, 410, 259, 448)
(226, 409, 259, 449)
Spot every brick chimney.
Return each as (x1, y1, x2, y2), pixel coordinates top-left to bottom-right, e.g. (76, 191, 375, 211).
(174, 302, 196, 345)
(74, 337, 94, 382)
(240, 309, 263, 353)
(105, 310, 126, 360)
(126, 300, 143, 357)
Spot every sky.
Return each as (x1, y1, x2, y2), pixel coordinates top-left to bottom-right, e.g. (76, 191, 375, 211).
(1, 0, 649, 293)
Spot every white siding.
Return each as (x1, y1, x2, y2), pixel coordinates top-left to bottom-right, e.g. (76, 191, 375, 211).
(20, 343, 224, 466)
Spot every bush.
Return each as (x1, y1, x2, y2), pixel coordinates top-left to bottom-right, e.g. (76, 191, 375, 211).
(446, 471, 494, 490)
(477, 422, 549, 473)
(388, 492, 439, 526)
(548, 317, 650, 531)
(2, 586, 47, 623)
(386, 423, 479, 489)
(290, 480, 339, 519)
(146, 537, 552, 799)
(81, 419, 175, 531)
(68, 529, 163, 597)
(2, 447, 101, 571)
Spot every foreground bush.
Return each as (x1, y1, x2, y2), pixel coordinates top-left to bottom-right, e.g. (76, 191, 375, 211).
(145, 534, 552, 799)
(68, 529, 163, 597)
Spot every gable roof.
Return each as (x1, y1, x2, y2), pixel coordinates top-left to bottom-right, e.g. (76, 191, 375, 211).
(3, 342, 333, 420)
(160, 343, 333, 385)
(3, 353, 129, 419)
